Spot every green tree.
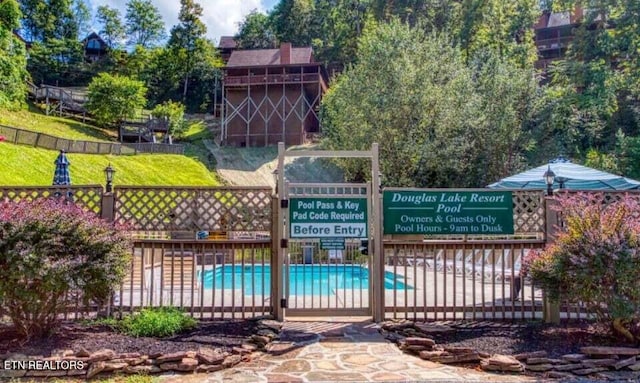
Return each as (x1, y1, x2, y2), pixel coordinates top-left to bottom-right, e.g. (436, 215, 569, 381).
(167, 0, 207, 102)
(457, 0, 539, 67)
(322, 21, 540, 187)
(18, 0, 79, 41)
(613, 131, 640, 180)
(144, 47, 181, 105)
(310, 0, 370, 66)
(540, 1, 640, 160)
(26, 38, 87, 85)
(235, 10, 276, 49)
(125, 0, 165, 48)
(270, 0, 315, 46)
(322, 22, 479, 187)
(165, 0, 222, 111)
(151, 100, 187, 137)
(96, 5, 125, 49)
(72, 0, 90, 38)
(86, 72, 147, 127)
(466, 49, 539, 186)
(0, 0, 28, 110)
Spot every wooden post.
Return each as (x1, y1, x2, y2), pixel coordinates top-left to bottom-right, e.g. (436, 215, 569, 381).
(270, 197, 279, 319)
(274, 142, 286, 321)
(371, 143, 384, 322)
(101, 192, 115, 222)
(544, 196, 560, 324)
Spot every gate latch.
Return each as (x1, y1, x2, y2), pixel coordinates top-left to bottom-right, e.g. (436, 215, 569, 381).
(280, 298, 288, 308)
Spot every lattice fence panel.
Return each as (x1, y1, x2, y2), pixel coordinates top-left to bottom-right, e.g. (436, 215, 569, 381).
(555, 191, 640, 228)
(114, 187, 272, 232)
(0, 186, 103, 214)
(512, 190, 546, 235)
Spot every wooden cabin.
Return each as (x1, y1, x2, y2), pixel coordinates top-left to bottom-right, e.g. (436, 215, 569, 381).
(220, 43, 328, 147)
(81, 32, 109, 63)
(534, 7, 586, 71)
(218, 36, 238, 64)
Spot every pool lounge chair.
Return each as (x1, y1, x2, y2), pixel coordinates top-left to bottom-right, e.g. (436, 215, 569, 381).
(328, 249, 343, 263)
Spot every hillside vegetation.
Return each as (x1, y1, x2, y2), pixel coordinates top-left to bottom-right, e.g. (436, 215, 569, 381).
(0, 104, 115, 142)
(0, 142, 218, 186)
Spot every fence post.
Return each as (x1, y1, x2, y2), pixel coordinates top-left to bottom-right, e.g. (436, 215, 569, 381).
(270, 197, 281, 320)
(543, 196, 560, 324)
(101, 189, 115, 222)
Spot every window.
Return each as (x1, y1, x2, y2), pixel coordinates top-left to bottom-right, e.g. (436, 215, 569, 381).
(87, 39, 100, 50)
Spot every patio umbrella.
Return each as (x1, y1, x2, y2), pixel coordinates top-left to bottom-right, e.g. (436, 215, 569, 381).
(488, 157, 640, 190)
(53, 150, 71, 185)
(52, 150, 74, 201)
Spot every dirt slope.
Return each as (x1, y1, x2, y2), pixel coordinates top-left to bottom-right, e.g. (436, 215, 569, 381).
(203, 140, 345, 187)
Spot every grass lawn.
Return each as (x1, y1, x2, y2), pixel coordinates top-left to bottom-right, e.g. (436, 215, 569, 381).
(0, 104, 116, 142)
(0, 143, 218, 186)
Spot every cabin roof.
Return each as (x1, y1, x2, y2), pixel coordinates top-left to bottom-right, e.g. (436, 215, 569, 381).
(219, 36, 237, 49)
(81, 32, 107, 46)
(226, 47, 314, 68)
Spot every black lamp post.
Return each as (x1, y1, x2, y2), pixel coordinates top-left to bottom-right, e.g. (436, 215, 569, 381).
(543, 165, 555, 196)
(104, 163, 116, 193)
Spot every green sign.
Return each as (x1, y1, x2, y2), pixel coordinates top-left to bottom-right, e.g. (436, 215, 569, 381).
(290, 197, 368, 238)
(320, 237, 346, 250)
(383, 190, 514, 235)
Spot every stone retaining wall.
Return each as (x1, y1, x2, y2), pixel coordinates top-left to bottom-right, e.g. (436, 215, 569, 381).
(381, 320, 640, 381)
(0, 319, 282, 380)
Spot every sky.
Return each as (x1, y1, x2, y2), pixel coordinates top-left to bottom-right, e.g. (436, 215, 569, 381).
(88, 0, 279, 44)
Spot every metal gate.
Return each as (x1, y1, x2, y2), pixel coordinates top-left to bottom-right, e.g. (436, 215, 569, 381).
(283, 183, 373, 316)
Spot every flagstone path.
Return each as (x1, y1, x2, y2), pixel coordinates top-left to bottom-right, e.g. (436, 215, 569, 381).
(162, 320, 536, 382)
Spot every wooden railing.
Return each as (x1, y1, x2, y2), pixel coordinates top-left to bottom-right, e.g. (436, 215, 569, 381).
(535, 36, 573, 50)
(124, 143, 184, 155)
(114, 239, 274, 319)
(383, 240, 547, 321)
(225, 73, 321, 86)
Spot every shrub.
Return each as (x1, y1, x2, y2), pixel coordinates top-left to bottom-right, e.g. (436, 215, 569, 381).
(151, 100, 187, 137)
(0, 199, 130, 339)
(120, 307, 197, 337)
(86, 72, 147, 127)
(527, 192, 640, 343)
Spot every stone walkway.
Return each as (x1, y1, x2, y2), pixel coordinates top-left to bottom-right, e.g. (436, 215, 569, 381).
(163, 320, 536, 382)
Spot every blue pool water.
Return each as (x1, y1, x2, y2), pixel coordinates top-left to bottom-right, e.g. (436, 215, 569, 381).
(200, 265, 412, 295)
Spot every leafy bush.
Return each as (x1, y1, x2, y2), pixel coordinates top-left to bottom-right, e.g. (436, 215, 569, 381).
(120, 307, 197, 337)
(527, 193, 640, 343)
(86, 72, 147, 127)
(151, 100, 187, 137)
(0, 199, 130, 339)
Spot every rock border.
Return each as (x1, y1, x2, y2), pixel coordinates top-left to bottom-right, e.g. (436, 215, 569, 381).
(0, 319, 283, 379)
(380, 320, 640, 381)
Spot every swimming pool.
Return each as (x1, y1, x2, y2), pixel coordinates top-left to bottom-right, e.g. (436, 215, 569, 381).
(200, 265, 412, 295)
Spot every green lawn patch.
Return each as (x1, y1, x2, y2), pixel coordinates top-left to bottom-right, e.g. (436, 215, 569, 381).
(0, 143, 218, 186)
(0, 104, 116, 142)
